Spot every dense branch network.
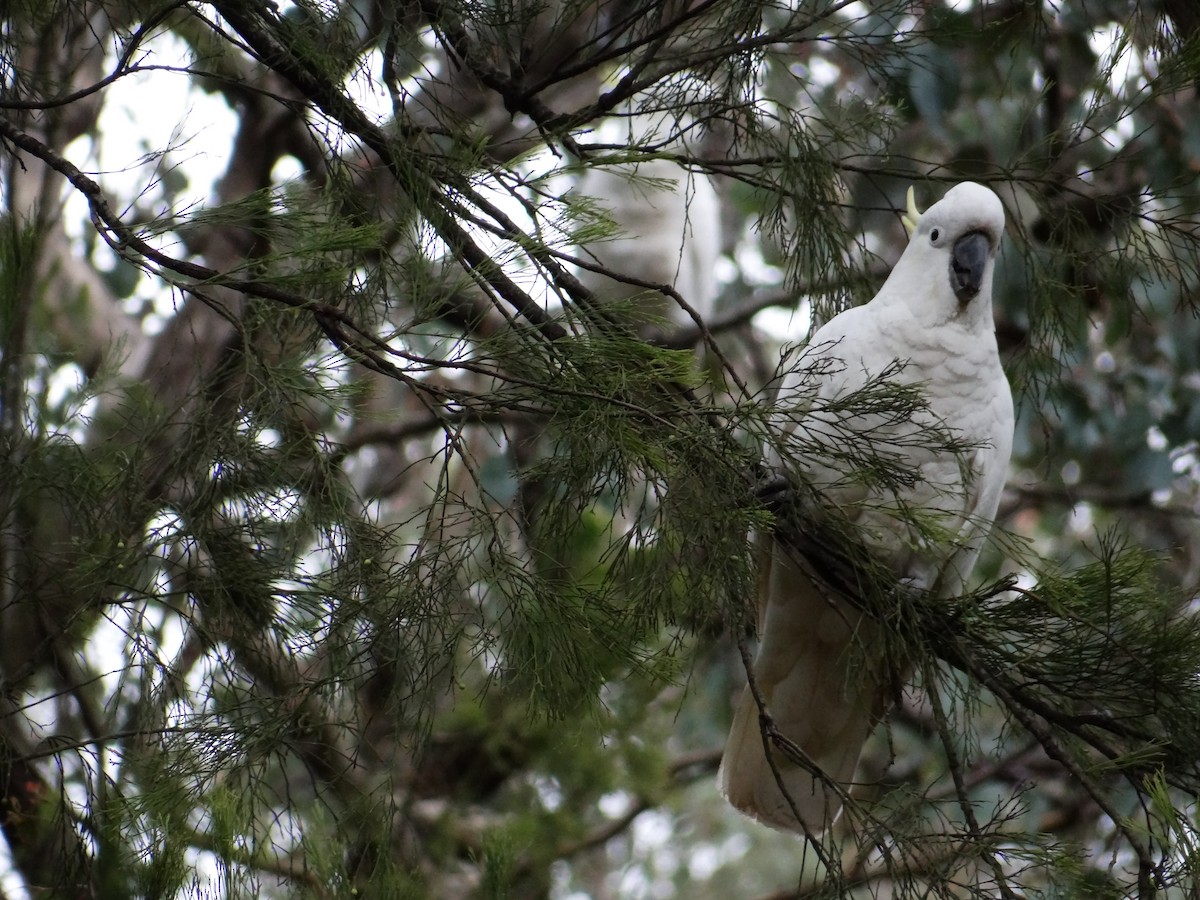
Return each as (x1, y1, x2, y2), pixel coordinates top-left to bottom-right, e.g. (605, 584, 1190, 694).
(3, 1, 1200, 898)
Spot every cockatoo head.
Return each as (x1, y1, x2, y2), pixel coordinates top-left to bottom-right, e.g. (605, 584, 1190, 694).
(887, 181, 1006, 326)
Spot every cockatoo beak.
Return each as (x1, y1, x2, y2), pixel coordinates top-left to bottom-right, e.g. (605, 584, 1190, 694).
(951, 231, 990, 302)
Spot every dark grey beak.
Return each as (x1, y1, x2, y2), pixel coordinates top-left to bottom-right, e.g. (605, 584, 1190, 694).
(951, 231, 990, 303)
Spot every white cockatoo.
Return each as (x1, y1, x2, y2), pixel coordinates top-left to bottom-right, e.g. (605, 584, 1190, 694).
(573, 118, 720, 331)
(720, 182, 1015, 835)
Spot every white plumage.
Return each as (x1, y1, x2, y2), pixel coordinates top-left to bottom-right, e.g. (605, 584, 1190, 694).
(720, 182, 1015, 835)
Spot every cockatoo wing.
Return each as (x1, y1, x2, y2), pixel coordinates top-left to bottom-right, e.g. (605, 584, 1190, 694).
(721, 182, 1015, 835)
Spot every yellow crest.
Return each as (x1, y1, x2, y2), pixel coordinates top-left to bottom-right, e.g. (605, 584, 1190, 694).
(900, 185, 923, 237)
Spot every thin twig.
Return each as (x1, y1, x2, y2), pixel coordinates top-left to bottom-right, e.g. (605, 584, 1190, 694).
(734, 631, 842, 879)
(922, 661, 1018, 899)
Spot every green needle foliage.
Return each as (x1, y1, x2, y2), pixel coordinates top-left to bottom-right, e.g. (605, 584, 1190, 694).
(4, 0, 1200, 898)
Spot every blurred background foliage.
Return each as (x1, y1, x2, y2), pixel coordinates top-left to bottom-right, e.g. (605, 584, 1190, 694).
(4, 0, 1200, 897)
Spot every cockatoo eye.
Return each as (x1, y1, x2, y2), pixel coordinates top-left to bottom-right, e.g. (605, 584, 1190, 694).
(930, 227, 941, 243)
